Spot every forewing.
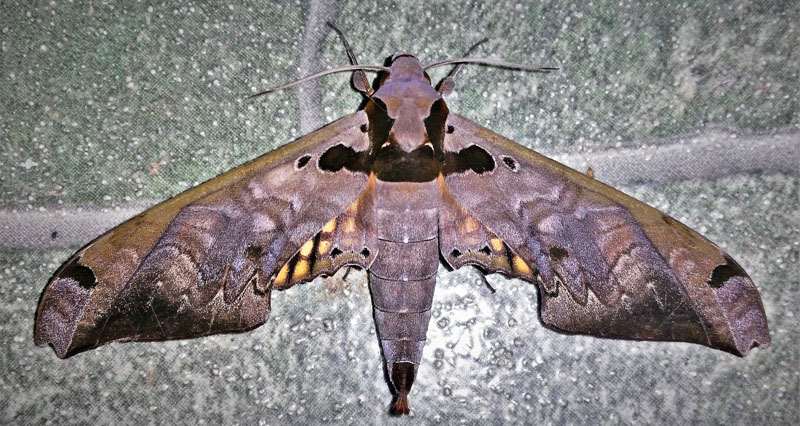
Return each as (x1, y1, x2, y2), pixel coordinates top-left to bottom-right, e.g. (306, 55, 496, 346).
(441, 113, 770, 356)
(35, 112, 372, 358)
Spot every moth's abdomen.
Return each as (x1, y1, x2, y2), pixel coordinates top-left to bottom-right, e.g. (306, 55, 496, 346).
(369, 179, 439, 411)
(369, 241, 437, 370)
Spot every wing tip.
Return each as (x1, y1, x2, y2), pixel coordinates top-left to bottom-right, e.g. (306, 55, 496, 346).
(34, 274, 94, 359)
(728, 310, 771, 357)
(708, 265, 771, 357)
(735, 337, 771, 357)
(34, 319, 77, 359)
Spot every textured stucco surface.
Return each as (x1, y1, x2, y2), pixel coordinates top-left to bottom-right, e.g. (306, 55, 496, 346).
(1, 1, 798, 425)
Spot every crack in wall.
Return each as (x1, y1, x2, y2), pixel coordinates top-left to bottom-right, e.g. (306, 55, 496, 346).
(298, 0, 337, 135)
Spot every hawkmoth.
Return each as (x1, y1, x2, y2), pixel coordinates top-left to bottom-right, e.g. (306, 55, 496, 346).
(34, 27, 770, 416)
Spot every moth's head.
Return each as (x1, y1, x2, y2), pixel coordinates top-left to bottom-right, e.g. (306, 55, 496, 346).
(383, 53, 431, 84)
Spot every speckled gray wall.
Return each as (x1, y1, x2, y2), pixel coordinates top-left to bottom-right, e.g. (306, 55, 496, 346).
(1, 1, 798, 425)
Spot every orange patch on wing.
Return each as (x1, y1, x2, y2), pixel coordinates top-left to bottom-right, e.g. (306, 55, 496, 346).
(274, 262, 290, 287)
(343, 217, 356, 233)
(322, 218, 337, 233)
(346, 198, 360, 214)
(512, 256, 532, 275)
(299, 239, 314, 257)
(318, 240, 331, 255)
(464, 217, 479, 233)
(292, 260, 310, 281)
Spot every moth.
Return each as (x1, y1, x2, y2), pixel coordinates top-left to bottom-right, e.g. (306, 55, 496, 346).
(35, 26, 770, 416)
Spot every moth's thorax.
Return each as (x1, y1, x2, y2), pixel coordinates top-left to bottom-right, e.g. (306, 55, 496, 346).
(373, 55, 441, 153)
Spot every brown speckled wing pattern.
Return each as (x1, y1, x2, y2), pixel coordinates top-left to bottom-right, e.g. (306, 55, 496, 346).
(35, 111, 371, 358)
(441, 113, 770, 356)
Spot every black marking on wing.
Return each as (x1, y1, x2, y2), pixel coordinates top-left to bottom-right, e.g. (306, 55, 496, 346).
(549, 246, 569, 262)
(502, 156, 519, 172)
(443, 145, 495, 175)
(59, 257, 98, 289)
(296, 155, 311, 169)
(318, 144, 369, 174)
(708, 254, 748, 289)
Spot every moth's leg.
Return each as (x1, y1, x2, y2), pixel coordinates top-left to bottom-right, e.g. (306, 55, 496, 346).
(437, 37, 489, 96)
(326, 21, 372, 94)
(473, 266, 496, 294)
(341, 265, 355, 281)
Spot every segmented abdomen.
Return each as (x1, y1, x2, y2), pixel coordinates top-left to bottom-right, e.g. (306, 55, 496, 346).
(369, 179, 439, 392)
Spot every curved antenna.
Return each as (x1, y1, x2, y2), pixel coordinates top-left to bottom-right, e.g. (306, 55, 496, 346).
(326, 21, 373, 94)
(425, 57, 558, 72)
(326, 22, 360, 68)
(444, 38, 489, 81)
(247, 65, 389, 99)
(438, 38, 488, 96)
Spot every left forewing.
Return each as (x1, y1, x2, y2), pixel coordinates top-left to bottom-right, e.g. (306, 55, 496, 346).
(441, 113, 769, 356)
(35, 112, 372, 358)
